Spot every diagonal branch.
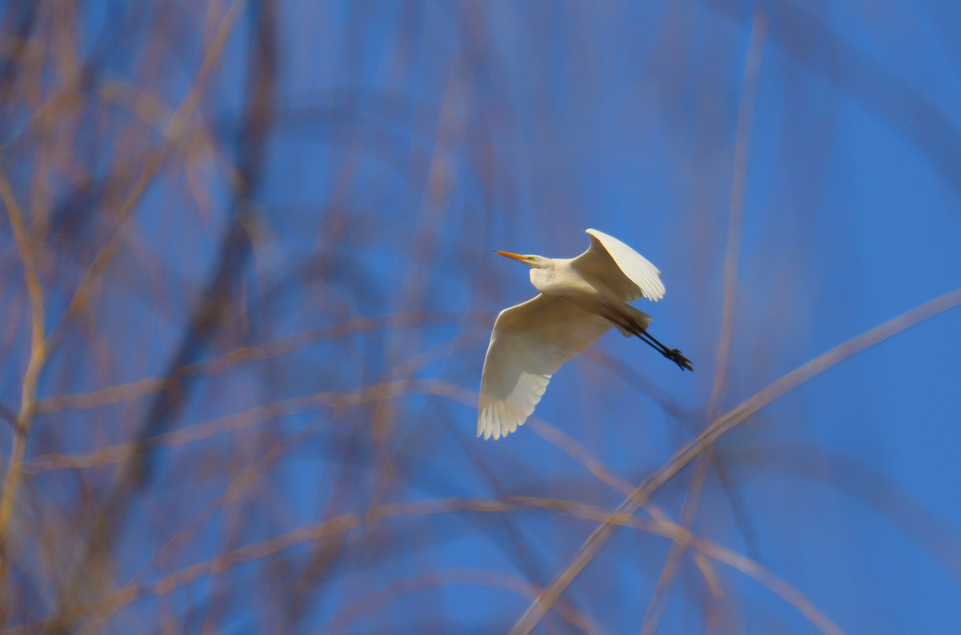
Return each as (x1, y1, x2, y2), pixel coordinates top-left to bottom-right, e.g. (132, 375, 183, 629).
(57, 0, 247, 324)
(709, 10, 767, 414)
(33, 311, 492, 415)
(639, 450, 711, 635)
(640, 14, 769, 633)
(48, 0, 262, 630)
(509, 286, 961, 635)
(2, 495, 839, 635)
(0, 165, 48, 598)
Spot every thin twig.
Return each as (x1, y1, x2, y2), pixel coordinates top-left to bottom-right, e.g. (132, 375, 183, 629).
(34, 311, 491, 415)
(509, 286, 961, 635)
(641, 14, 768, 633)
(58, 0, 247, 323)
(0, 166, 48, 596)
(639, 451, 711, 635)
(709, 10, 767, 416)
(1, 495, 836, 635)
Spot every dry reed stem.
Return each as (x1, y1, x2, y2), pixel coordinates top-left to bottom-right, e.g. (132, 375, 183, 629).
(34, 311, 491, 414)
(95, 79, 237, 205)
(692, 551, 726, 600)
(525, 416, 723, 588)
(1, 495, 831, 635)
(642, 14, 768, 633)
(446, 415, 594, 635)
(521, 410, 723, 604)
(322, 569, 605, 635)
(0, 167, 48, 592)
(29, 330, 485, 474)
(509, 285, 961, 635)
(62, 0, 247, 321)
(515, 497, 843, 635)
(73, 419, 329, 635)
(641, 449, 711, 635)
(639, 451, 711, 635)
(709, 10, 767, 417)
(527, 418, 636, 496)
(29, 380, 429, 472)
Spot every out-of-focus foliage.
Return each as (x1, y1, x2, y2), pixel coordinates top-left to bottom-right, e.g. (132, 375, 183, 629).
(0, 1, 959, 633)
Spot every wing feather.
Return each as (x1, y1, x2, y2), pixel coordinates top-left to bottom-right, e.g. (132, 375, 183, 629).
(571, 229, 665, 302)
(478, 294, 612, 440)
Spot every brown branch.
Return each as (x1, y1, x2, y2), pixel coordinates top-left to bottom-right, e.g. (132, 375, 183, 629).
(73, 418, 329, 635)
(642, 14, 768, 633)
(639, 451, 711, 635)
(709, 11, 767, 415)
(322, 569, 605, 635)
(509, 286, 961, 635)
(46, 3, 254, 630)
(0, 165, 48, 597)
(59, 0, 247, 323)
(27, 380, 477, 474)
(2, 496, 833, 635)
(34, 311, 491, 415)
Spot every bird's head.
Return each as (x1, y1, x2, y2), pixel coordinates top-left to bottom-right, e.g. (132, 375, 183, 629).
(494, 251, 551, 269)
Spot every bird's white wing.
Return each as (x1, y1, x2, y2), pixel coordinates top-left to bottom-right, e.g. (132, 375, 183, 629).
(478, 294, 612, 440)
(571, 229, 665, 302)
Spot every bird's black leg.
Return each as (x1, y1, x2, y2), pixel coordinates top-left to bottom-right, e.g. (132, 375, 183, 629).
(634, 329, 669, 355)
(604, 310, 694, 372)
(637, 329, 693, 371)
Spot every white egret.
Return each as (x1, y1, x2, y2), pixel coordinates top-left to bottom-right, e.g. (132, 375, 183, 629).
(478, 228, 691, 440)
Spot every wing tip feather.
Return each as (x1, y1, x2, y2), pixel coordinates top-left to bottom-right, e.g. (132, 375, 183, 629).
(585, 228, 666, 302)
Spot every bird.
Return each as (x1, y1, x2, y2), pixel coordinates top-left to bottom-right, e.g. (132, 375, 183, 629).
(478, 228, 692, 440)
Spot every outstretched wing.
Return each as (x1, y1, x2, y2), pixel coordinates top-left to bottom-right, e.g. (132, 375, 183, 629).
(571, 228, 665, 302)
(478, 294, 612, 440)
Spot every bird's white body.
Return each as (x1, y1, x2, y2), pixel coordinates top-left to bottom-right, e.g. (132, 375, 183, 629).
(529, 258, 645, 324)
(478, 229, 673, 440)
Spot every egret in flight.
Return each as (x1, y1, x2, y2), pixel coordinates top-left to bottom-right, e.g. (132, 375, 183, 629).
(478, 229, 692, 440)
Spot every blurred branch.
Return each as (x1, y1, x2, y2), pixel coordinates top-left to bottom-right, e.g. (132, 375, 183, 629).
(321, 568, 605, 635)
(641, 14, 768, 631)
(704, 0, 961, 197)
(709, 10, 767, 415)
(34, 311, 492, 415)
(30, 380, 443, 472)
(0, 2, 950, 632)
(0, 165, 48, 601)
(516, 497, 843, 635)
(732, 443, 961, 585)
(0, 404, 16, 430)
(4, 495, 832, 635)
(639, 451, 710, 635)
(527, 415, 727, 615)
(49, 0, 259, 629)
(59, 0, 246, 323)
(510, 286, 961, 635)
(581, 349, 697, 422)
(73, 416, 331, 635)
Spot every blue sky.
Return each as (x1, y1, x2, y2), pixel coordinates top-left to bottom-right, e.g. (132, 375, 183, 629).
(2, 0, 960, 633)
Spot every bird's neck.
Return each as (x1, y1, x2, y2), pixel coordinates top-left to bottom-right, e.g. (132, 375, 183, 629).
(529, 261, 555, 291)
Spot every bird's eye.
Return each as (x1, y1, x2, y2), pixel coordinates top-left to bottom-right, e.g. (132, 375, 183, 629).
(526, 256, 535, 261)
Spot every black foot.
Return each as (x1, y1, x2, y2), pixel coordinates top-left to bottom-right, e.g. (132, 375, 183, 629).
(664, 348, 693, 371)
(630, 325, 693, 372)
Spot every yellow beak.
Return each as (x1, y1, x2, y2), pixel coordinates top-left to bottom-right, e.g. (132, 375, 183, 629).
(494, 251, 527, 262)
